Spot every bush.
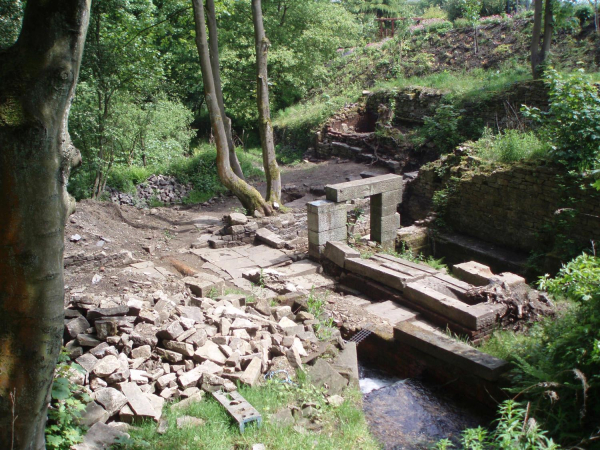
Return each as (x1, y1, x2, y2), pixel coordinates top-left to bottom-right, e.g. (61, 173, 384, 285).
(574, 4, 594, 26)
(523, 69, 600, 171)
(471, 128, 549, 163)
(422, 103, 463, 152)
(423, 5, 448, 19)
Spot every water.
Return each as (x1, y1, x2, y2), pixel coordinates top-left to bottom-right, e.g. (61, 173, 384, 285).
(360, 366, 489, 449)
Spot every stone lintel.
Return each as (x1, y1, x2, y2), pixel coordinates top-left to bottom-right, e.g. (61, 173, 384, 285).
(325, 174, 403, 202)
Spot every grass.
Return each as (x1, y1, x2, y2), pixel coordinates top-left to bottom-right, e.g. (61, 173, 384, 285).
(471, 128, 550, 163)
(306, 288, 337, 340)
(374, 65, 532, 101)
(118, 376, 379, 450)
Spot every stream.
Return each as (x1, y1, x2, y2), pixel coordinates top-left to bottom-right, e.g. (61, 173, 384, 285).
(359, 365, 490, 449)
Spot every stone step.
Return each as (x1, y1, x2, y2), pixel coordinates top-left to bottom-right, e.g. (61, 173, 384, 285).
(277, 259, 322, 279)
(364, 300, 418, 325)
(344, 258, 428, 292)
(394, 320, 511, 382)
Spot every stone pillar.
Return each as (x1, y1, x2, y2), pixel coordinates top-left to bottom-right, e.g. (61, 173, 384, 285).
(307, 200, 347, 260)
(370, 189, 401, 249)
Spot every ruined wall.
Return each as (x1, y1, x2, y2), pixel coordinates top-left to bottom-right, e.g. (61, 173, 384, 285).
(404, 159, 600, 254)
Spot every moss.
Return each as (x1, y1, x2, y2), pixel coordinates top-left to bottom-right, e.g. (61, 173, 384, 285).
(0, 97, 26, 127)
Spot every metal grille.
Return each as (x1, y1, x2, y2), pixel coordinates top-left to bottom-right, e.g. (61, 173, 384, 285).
(347, 323, 373, 344)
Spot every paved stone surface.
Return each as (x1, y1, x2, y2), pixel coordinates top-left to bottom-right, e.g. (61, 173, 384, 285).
(365, 300, 417, 325)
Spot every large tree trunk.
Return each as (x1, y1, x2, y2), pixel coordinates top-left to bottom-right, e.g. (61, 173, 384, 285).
(205, 0, 245, 180)
(252, 0, 281, 205)
(191, 0, 272, 216)
(0, 1, 90, 449)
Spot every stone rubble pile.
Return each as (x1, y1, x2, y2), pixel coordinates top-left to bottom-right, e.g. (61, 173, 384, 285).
(63, 285, 346, 429)
(107, 174, 192, 207)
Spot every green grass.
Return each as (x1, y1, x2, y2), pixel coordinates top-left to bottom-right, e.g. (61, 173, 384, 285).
(119, 377, 379, 450)
(471, 128, 550, 163)
(374, 65, 532, 101)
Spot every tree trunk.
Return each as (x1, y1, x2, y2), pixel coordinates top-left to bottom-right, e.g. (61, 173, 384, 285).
(191, 0, 272, 216)
(252, 0, 281, 205)
(531, 0, 543, 76)
(0, 1, 90, 449)
(540, 0, 553, 61)
(205, 0, 245, 180)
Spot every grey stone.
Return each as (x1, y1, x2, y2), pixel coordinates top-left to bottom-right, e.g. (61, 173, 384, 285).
(308, 227, 347, 247)
(170, 391, 205, 411)
(94, 387, 128, 417)
(86, 305, 130, 322)
(183, 275, 223, 297)
(95, 319, 118, 340)
(255, 228, 285, 249)
(78, 401, 109, 427)
(131, 345, 151, 360)
(178, 368, 203, 389)
(157, 321, 185, 340)
(452, 261, 495, 286)
(227, 212, 248, 226)
(194, 340, 226, 365)
(306, 359, 348, 396)
(307, 201, 347, 233)
(163, 340, 195, 357)
(77, 334, 102, 347)
(73, 422, 129, 450)
(76, 353, 99, 373)
(323, 241, 360, 268)
(120, 382, 160, 421)
(66, 316, 91, 339)
(239, 357, 262, 387)
(271, 408, 294, 427)
(325, 174, 402, 202)
(156, 347, 184, 363)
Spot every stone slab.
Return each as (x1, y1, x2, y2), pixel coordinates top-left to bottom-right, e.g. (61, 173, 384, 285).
(325, 174, 402, 202)
(403, 281, 505, 330)
(332, 342, 359, 384)
(120, 382, 160, 421)
(394, 320, 511, 381)
(276, 260, 322, 279)
(345, 258, 427, 291)
(323, 241, 360, 268)
(365, 300, 418, 324)
(372, 254, 438, 275)
(452, 261, 494, 286)
(255, 228, 286, 249)
(307, 204, 347, 233)
(247, 247, 291, 268)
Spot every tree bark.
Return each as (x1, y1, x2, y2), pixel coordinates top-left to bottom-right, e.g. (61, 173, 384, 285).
(191, 0, 272, 216)
(205, 0, 245, 180)
(531, 0, 553, 77)
(0, 1, 90, 449)
(252, 0, 281, 205)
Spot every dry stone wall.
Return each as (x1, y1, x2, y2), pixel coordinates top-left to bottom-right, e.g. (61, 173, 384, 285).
(404, 158, 600, 254)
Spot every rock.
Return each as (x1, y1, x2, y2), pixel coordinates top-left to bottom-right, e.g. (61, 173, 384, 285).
(239, 357, 262, 387)
(156, 373, 177, 390)
(73, 422, 129, 450)
(93, 355, 120, 378)
(163, 340, 195, 357)
(269, 356, 296, 381)
(94, 387, 128, 417)
(292, 338, 308, 357)
(131, 345, 152, 360)
(194, 340, 226, 365)
(271, 408, 294, 427)
(255, 228, 285, 249)
(106, 354, 130, 384)
(252, 445, 266, 450)
(231, 318, 260, 331)
(253, 298, 272, 316)
(76, 353, 99, 373)
(95, 319, 118, 340)
(177, 415, 205, 429)
(156, 347, 184, 363)
(66, 316, 91, 339)
(157, 321, 185, 340)
(296, 311, 315, 321)
(87, 305, 129, 322)
(78, 334, 102, 347)
(227, 212, 248, 226)
(170, 391, 205, 412)
(306, 359, 348, 396)
(78, 401, 109, 427)
(178, 368, 203, 389)
(183, 274, 224, 297)
(120, 382, 161, 422)
(200, 373, 236, 392)
(327, 395, 345, 407)
(286, 347, 303, 370)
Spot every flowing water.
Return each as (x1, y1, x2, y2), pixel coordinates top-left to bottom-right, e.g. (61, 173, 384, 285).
(360, 365, 490, 449)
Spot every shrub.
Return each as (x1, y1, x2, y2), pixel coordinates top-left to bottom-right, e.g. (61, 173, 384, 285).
(523, 69, 600, 171)
(422, 5, 448, 19)
(471, 128, 549, 163)
(574, 3, 594, 26)
(422, 103, 463, 152)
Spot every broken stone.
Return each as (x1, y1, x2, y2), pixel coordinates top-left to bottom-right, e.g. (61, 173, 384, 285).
(194, 340, 226, 365)
(77, 334, 102, 347)
(271, 408, 294, 427)
(200, 373, 236, 392)
(306, 359, 348, 396)
(327, 395, 345, 407)
(231, 318, 260, 331)
(157, 321, 185, 341)
(227, 212, 248, 226)
(73, 422, 128, 450)
(131, 345, 151, 360)
(66, 316, 91, 339)
(239, 357, 262, 387)
(93, 355, 120, 378)
(76, 353, 99, 373)
(78, 401, 109, 428)
(178, 368, 203, 389)
(163, 340, 195, 357)
(156, 348, 184, 363)
(170, 391, 205, 412)
(177, 415, 205, 429)
(120, 382, 160, 422)
(95, 319, 118, 340)
(94, 387, 128, 417)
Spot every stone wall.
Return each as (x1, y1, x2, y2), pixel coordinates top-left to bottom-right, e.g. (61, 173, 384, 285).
(404, 158, 600, 254)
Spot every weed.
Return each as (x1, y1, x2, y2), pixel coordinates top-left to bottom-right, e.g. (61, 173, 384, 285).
(306, 288, 337, 340)
(471, 128, 549, 163)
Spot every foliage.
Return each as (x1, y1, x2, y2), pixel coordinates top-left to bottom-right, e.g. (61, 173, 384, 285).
(0, 0, 23, 49)
(539, 251, 600, 302)
(307, 288, 337, 340)
(471, 128, 550, 163)
(385, 243, 449, 272)
(423, 6, 449, 19)
(45, 351, 91, 450)
(423, 104, 464, 152)
(523, 68, 600, 171)
(437, 400, 560, 449)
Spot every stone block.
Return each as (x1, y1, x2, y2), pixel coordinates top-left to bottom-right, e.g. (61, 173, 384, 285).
(307, 201, 347, 232)
(370, 190, 402, 216)
(370, 213, 400, 236)
(308, 243, 324, 260)
(452, 261, 494, 286)
(308, 226, 347, 247)
(255, 228, 285, 249)
(325, 174, 402, 202)
(323, 241, 360, 268)
(183, 276, 223, 297)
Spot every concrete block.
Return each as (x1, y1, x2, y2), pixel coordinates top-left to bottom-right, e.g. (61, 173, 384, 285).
(323, 241, 360, 268)
(308, 226, 347, 247)
(325, 174, 403, 202)
(308, 207, 347, 232)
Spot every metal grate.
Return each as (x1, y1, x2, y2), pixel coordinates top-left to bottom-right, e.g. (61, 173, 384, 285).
(212, 390, 262, 433)
(347, 323, 373, 344)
